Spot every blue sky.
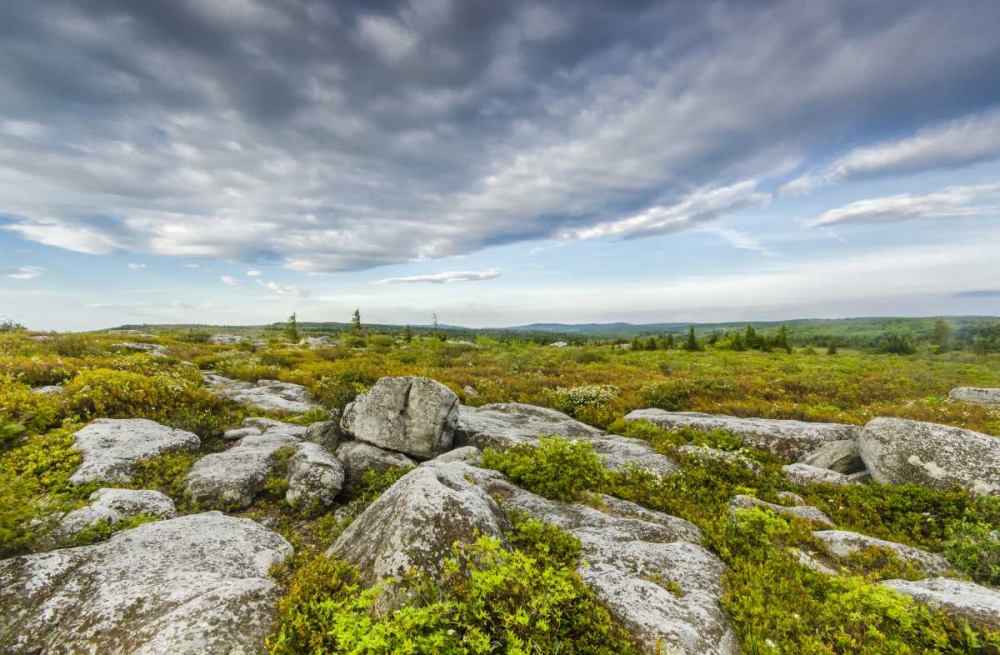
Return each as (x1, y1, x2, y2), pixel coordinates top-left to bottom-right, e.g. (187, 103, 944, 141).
(1, 0, 1000, 330)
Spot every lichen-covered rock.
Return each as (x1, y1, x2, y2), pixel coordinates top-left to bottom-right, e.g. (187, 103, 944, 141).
(303, 419, 342, 452)
(730, 494, 835, 529)
(335, 441, 416, 492)
(0, 512, 293, 654)
(799, 439, 865, 474)
(813, 530, 954, 575)
(287, 442, 344, 507)
(203, 373, 322, 414)
(70, 419, 200, 485)
(208, 333, 243, 345)
(49, 488, 177, 546)
(949, 387, 1000, 406)
(782, 463, 856, 487)
(341, 376, 460, 459)
(881, 578, 1000, 632)
(432, 445, 484, 465)
(859, 417, 1000, 495)
(30, 384, 65, 395)
(327, 463, 509, 610)
(624, 409, 859, 461)
(112, 341, 167, 357)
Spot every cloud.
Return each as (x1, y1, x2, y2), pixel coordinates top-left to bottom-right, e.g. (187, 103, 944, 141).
(256, 279, 310, 298)
(954, 290, 1000, 298)
(805, 183, 1000, 227)
(698, 225, 773, 255)
(127, 262, 146, 270)
(5, 266, 44, 280)
(377, 269, 502, 284)
(220, 275, 242, 287)
(246, 269, 262, 276)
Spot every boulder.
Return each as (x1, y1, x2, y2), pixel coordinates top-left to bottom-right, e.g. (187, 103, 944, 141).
(0, 512, 292, 654)
(286, 442, 344, 507)
(782, 463, 856, 487)
(203, 373, 322, 414)
(335, 441, 416, 492)
(949, 387, 1000, 406)
(624, 410, 859, 461)
(730, 494, 835, 529)
(46, 488, 176, 547)
(208, 333, 243, 345)
(70, 419, 200, 485)
(799, 439, 865, 474)
(433, 445, 484, 465)
(303, 419, 343, 452)
(112, 341, 167, 357)
(813, 530, 954, 576)
(858, 417, 1000, 495)
(881, 578, 1000, 632)
(341, 376, 460, 459)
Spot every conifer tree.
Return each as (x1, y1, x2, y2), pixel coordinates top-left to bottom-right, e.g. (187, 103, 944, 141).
(285, 312, 299, 342)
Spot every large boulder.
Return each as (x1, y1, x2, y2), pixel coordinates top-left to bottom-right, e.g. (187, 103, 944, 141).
(881, 578, 1000, 632)
(335, 441, 416, 492)
(949, 387, 1000, 406)
(813, 530, 954, 576)
(303, 419, 343, 452)
(46, 488, 176, 547)
(624, 410, 859, 461)
(341, 376, 460, 459)
(203, 373, 322, 414)
(0, 512, 292, 654)
(70, 419, 200, 485)
(782, 463, 857, 487)
(858, 417, 1000, 495)
(286, 442, 344, 508)
(799, 439, 865, 474)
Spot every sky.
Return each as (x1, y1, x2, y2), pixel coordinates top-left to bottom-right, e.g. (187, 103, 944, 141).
(1, 0, 1000, 331)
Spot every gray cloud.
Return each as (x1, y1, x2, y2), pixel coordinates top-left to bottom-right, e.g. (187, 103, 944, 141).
(377, 269, 502, 284)
(954, 290, 1000, 298)
(805, 183, 1000, 227)
(1, 1, 999, 271)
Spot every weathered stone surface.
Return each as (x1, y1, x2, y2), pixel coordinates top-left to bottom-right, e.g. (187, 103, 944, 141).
(859, 417, 1000, 495)
(208, 333, 243, 345)
(591, 435, 680, 477)
(432, 445, 484, 465)
(730, 494, 835, 529)
(70, 419, 200, 485)
(30, 384, 65, 395)
(882, 578, 1000, 632)
(303, 419, 342, 452)
(287, 442, 344, 507)
(814, 530, 954, 575)
(624, 410, 859, 461)
(328, 463, 509, 610)
(186, 422, 302, 509)
(678, 444, 762, 473)
(777, 491, 807, 505)
(47, 488, 177, 546)
(300, 336, 335, 348)
(341, 376, 460, 459)
(790, 548, 839, 575)
(112, 341, 167, 357)
(335, 441, 416, 492)
(0, 512, 293, 655)
(203, 373, 322, 414)
(949, 387, 1000, 406)
(783, 463, 856, 487)
(799, 439, 865, 474)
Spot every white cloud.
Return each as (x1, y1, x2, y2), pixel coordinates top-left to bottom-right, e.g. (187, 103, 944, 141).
(698, 225, 773, 255)
(246, 269, 262, 276)
(184, 263, 200, 268)
(256, 279, 310, 298)
(805, 183, 1000, 227)
(376, 269, 502, 284)
(220, 274, 242, 287)
(127, 262, 146, 270)
(6, 266, 44, 280)
(356, 14, 418, 62)
(3, 220, 124, 255)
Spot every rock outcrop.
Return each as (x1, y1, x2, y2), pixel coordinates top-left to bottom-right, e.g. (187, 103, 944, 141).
(949, 387, 1000, 406)
(208, 333, 243, 345)
(782, 463, 856, 487)
(799, 439, 865, 474)
(814, 530, 954, 575)
(881, 578, 1000, 632)
(70, 419, 200, 485)
(287, 442, 344, 507)
(858, 417, 1000, 495)
(303, 419, 342, 452)
(730, 494, 835, 529)
(47, 488, 176, 546)
(341, 376, 460, 459)
(624, 410, 859, 461)
(335, 441, 416, 492)
(203, 373, 322, 414)
(112, 341, 167, 357)
(0, 512, 293, 654)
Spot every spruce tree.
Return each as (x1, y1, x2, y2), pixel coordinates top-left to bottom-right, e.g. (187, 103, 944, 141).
(683, 326, 700, 351)
(285, 312, 299, 342)
(351, 308, 362, 334)
(403, 324, 413, 342)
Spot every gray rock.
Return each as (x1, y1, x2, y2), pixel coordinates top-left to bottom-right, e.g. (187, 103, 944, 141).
(341, 376, 460, 459)
(0, 512, 293, 655)
(223, 426, 261, 441)
(287, 442, 344, 508)
(881, 578, 1000, 632)
(949, 387, 1000, 406)
(859, 417, 1000, 495)
(783, 463, 857, 487)
(847, 470, 873, 484)
(624, 409, 859, 461)
(730, 494, 835, 529)
(208, 333, 243, 345)
(335, 441, 416, 492)
(678, 444, 763, 473)
(789, 548, 839, 575)
(432, 445, 484, 465)
(112, 341, 167, 357)
(777, 491, 806, 506)
(48, 488, 176, 546)
(30, 384, 65, 395)
(814, 530, 954, 575)
(462, 385, 479, 398)
(303, 419, 343, 452)
(300, 336, 332, 348)
(70, 419, 200, 485)
(203, 373, 322, 414)
(799, 439, 865, 474)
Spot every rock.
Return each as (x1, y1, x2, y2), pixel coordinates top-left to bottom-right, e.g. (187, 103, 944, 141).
(799, 439, 865, 474)
(208, 333, 243, 345)
(859, 417, 1000, 495)
(432, 445, 484, 465)
(223, 426, 261, 441)
(112, 341, 167, 357)
(777, 491, 806, 506)
(789, 548, 839, 575)
(300, 336, 332, 348)
(847, 470, 873, 484)
(0, 512, 292, 654)
(48, 488, 176, 546)
(303, 419, 342, 451)
(186, 422, 302, 509)
(549, 341, 569, 347)
(30, 384, 65, 395)
(813, 530, 954, 575)
(335, 441, 416, 492)
(204, 373, 322, 414)
(287, 442, 344, 508)
(327, 463, 509, 611)
(457, 403, 679, 476)
(730, 494, 835, 529)
(70, 419, 200, 485)
(624, 410, 859, 461)
(881, 578, 1000, 632)
(782, 463, 856, 487)
(949, 387, 1000, 406)
(341, 376, 460, 459)
(677, 444, 763, 473)
(462, 385, 479, 398)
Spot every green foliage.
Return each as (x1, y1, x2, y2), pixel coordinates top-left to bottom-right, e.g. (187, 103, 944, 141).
(125, 451, 198, 500)
(944, 520, 1000, 586)
(0, 419, 26, 450)
(507, 511, 583, 569)
(71, 512, 160, 547)
(285, 313, 299, 343)
(351, 308, 363, 334)
(483, 437, 604, 502)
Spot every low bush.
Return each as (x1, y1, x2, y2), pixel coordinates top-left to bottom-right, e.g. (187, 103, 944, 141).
(483, 436, 604, 501)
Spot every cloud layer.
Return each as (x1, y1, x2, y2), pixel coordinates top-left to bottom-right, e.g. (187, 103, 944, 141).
(377, 269, 502, 284)
(806, 183, 1000, 227)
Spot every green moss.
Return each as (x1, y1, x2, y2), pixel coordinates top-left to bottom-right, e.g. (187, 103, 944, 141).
(71, 513, 160, 547)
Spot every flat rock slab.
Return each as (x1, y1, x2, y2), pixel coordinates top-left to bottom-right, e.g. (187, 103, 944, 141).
(782, 463, 856, 487)
(70, 419, 200, 485)
(859, 417, 1000, 495)
(881, 578, 1000, 632)
(0, 512, 293, 655)
(814, 530, 954, 576)
(203, 373, 321, 414)
(624, 410, 859, 461)
(208, 333, 244, 345)
(949, 387, 1000, 406)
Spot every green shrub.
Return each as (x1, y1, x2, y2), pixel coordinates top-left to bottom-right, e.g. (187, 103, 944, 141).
(483, 436, 604, 501)
(0, 419, 26, 450)
(125, 451, 198, 500)
(944, 520, 1000, 586)
(72, 512, 160, 546)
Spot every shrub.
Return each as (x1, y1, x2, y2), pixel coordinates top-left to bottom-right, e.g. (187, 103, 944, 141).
(483, 436, 604, 501)
(0, 419, 26, 450)
(639, 381, 691, 411)
(944, 520, 1000, 586)
(544, 384, 620, 414)
(125, 451, 198, 501)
